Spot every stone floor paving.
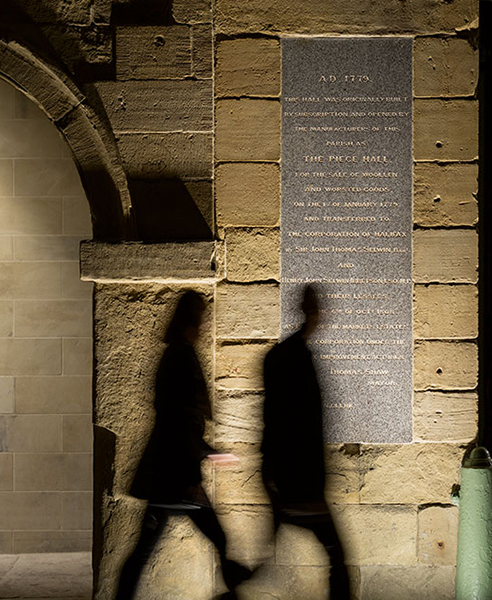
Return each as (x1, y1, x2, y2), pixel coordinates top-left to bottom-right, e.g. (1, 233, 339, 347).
(0, 552, 92, 600)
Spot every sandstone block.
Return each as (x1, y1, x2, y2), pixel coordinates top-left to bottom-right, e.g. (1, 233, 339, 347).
(0, 237, 12, 261)
(414, 163, 478, 227)
(0, 198, 62, 235)
(214, 446, 269, 504)
(0, 454, 13, 491)
(62, 492, 93, 530)
(62, 263, 93, 300)
(0, 492, 62, 529)
(14, 235, 80, 261)
(63, 197, 92, 236)
(63, 338, 92, 376)
(116, 26, 191, 80)
(414, 391, 477, 442)
(216, 99, 280, 161)
(414, 37, 478, 97)
(63, 415, 93, 452)
(216, 38, 280, 97)
(0, 301, 13, 337)
(14, 0, 92, 24)
(216, 282, 279, 339)
(14, 453, 92, 491)
(216, 163, 280, 227)
(15, 300, 92, 337)
(418, 505, 458, 565)
(275, 525, 329, 567)
(325, 445, 360, 504)
(225, 228, 280, 282)
(359, 444, 462, 504)
(80, 241, 217, 282)
(414, 284, 478, 339)
(0, 160, 13, 196)
(0, 415, 62, 452)
(173, 0, 212, 23)
(96, 80, 213, 132)
(414, 340, 478, 390)
(0, 119, 64, 158)
(359, 565, 455, 600)
(216, 342, 271, 390)
(413, 229, 478, 283)
(214, 0, 477, 35)
(0, 339, 61, 375)
(0, 532, 12, 553)
(191, 25, 213, 79)
(12, 530, 91, 553)
(0, 377, 14, 413)
(14, 158, 83, 197)
(333, 504, 418, 565)
(215, 505, 274, 565)
(214, 389, 264, 444)
(239, 565, 329, 600)
(15, 376, 92, 414)
(414, 99, 478, 161)
(117, 132, 212, 179)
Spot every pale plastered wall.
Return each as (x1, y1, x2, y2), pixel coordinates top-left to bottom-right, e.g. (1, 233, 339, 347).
(0, 78, 93, 553)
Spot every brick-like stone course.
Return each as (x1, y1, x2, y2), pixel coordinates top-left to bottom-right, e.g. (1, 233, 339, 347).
(225, 228, 280, 282)
(418, 505, 459, 565)
(414, 391, 477, 442)
(414, 340, 478, 390)
(216, 163, 280, 227)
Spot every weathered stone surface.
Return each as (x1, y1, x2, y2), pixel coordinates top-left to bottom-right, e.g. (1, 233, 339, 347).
(14, 453, 92, 491)
(12, 531, 91, 553)
(333, 504, 418, 565)
(239, 564, 328, 600)
(414, 341, 478, 390)
(325, 445, 360, 505)
(414, 163, 478, 227)
(359, 444, 463, 504)
(414, 284, 478, 339)
(116, 26, 191, 80)
(191, 25, 213, 79)
(0, 453, 12, 491)
(96, 80, 213, 132)
(214, 444, 268, 504)
(14, 0, 92, 24)
(215, 505, 274, 565)
(216, 38, 280, 97)
(275, 526, 329, 566)
(41, 24, 113, 68)
(215, 163, 280, 227)
(214, 389, 264, 444)
(80, 241, 217, 282)
(216, 99, 280, 161)
(215, 0, 477, 34)
(414, 391, 477, 442)
(173, 0, 212, 23)
(225, 228, 280, 282)
(215, 342, 271, 390)
(413, 230, 478, 283)
(418, 505, 459, 566)
(215, 282, 279, 339)
(414, 36, 478, 98)
(414, 99, 478, 161)
(359, 565, 455, 600)
(135, 517, 214, 600)
(116, 132, 212, 179)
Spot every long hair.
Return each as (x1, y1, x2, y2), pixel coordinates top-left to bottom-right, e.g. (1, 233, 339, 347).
(164, 290, 205, 343)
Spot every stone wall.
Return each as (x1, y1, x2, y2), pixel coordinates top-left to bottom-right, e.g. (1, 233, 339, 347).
(0, 0, 480, 597)
(0, 78, 93, 553)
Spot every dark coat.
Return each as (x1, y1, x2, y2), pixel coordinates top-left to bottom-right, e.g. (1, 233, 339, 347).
(261, 330, 326, 504)
(131, 341, 213, 503)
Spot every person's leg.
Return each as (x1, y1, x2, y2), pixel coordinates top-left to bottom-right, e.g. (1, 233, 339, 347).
(301, 507, 351, 600)
(188, 490, 251, 592)
(115, 507, 169, 600)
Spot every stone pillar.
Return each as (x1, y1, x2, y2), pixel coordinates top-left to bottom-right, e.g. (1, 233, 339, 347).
(80, 241, 219, 599)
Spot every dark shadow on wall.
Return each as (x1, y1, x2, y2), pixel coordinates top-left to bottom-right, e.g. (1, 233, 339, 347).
(129, 178, 214, 241)
(112, 0, 174, 25)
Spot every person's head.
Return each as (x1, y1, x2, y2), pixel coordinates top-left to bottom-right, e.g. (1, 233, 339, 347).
(301, 284, 319, 337)
(164, 290, 206, 344)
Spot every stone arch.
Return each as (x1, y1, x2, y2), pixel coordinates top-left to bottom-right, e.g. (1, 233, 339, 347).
(0, 39, 135, 240)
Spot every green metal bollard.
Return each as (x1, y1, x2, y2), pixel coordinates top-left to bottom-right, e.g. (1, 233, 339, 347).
(455, 447, 492, 600)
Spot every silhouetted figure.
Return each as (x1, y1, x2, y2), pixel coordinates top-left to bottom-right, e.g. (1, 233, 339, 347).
(261, 285, 351, 599)
(116, 291, 251, 600)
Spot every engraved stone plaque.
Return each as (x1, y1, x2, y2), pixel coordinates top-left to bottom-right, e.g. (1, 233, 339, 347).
(281, 37, 413, 443)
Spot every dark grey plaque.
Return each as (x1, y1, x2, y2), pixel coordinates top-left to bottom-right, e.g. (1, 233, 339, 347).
(281, 37, 413, 443)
